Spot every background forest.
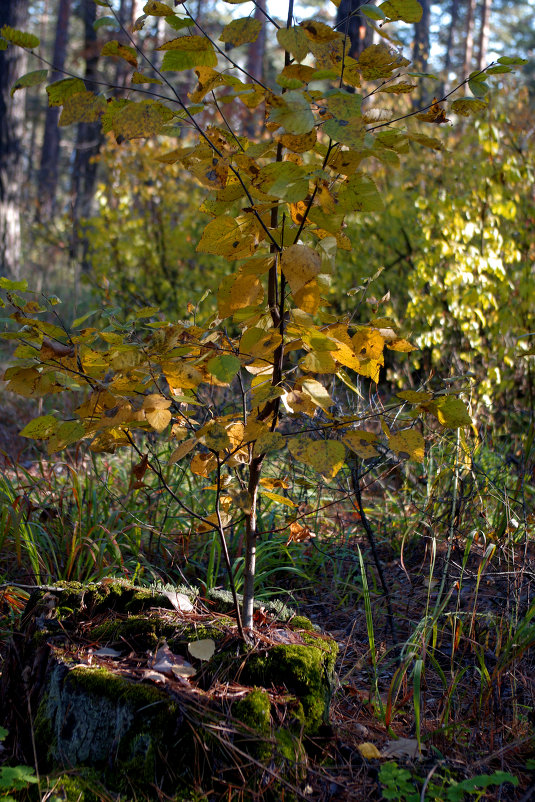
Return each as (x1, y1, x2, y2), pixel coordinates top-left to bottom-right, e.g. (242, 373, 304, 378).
(0, 0, 534, 799)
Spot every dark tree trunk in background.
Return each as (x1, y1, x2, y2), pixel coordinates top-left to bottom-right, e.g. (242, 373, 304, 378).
(443, 0, 460, 87)
(72, 0, 103, 272)
(412, 0, 431, 103)
(336, 0, 374, 59)
(413, 0, 430, 72)
(246, 0, 266, 83)
(462, 0, 476, 82)
(0, 0, 28, 279)
(476, 0, 492, 70)
(38, 0, 71, 220)
(245, 0, 266, 135)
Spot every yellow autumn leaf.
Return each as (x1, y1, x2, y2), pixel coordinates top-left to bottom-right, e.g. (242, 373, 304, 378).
(358, 742, 382, 759)
(220, 17, 262, 47)
(281, 244, 322, 295)
(352, 328, 385, 361)
(218, 272, 264, 318)
(143, 0, 174, 15)
(424, 396, 473, 428)
(198, 421, 230, 451)
(260, 491, 297, 507)
(145, 408, 172, 432)
(163, 361, 203, 390)
(169, 438, 196, 465)
(197, 216, 256, 260)
(388, 428, 425, 462)
(190, 452, 217, 477)
(343, 430, 380, 459)
(288, 436, 345, 479)
(294, 279, 321, 314)
(300, 378, 333, 410)
(397, 390, 433, 404)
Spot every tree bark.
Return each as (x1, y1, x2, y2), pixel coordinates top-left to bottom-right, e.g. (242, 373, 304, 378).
(336, 0, 374, 60)
(0, 0, 28, 279)
(412, 0, 430, 73)
(71, 0, 103, 272)
(476, 0, 492, 71)
(443, 0, 460, 86)
(462, 0, 476, 80)
(38, 0, 71, 220)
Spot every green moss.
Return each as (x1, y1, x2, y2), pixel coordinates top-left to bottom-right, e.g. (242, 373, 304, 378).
(244, 641, 338, 734)
(232, 688, 272, 762)
(289, 615, 316, 631)
(233, 688, 271, 732)
(45, 771, 101, 802)
(67, 666, 174, 714)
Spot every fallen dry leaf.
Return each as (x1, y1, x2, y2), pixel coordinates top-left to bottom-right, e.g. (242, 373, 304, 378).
(161, 590, 194, 612)
(188, 638, 216, 661)
(382, 738, 423, 759)
(152, 642, 196, 678)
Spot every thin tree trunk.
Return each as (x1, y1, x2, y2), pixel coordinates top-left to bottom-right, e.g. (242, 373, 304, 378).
(443, 0, 459, 87)
(245, 0, 266, 135)
(336, 0, 374, 59)
(72, 0, 102, 272)
(0, 0, 28, 279)
(476, 0, 492, 71)
(462, 0, 476, 80)
(412, 0, 430, 72)
(38, 0, 71, 220)
(412, 0, 430, 103)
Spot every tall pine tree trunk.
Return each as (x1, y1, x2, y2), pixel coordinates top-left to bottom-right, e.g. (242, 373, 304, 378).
(0, 0, 28, 278)
(462, 0, 476, 81)
(72, 0, 102, 272)
(38, 0, 71, 220)
(443, 0, 460, 88)
(336, 0, 373, 59)
(476, 0, 492, 71)
(412, 0, 430, 103)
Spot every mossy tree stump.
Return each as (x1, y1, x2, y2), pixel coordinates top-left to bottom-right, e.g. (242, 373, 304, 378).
(1, 581, 337, 799)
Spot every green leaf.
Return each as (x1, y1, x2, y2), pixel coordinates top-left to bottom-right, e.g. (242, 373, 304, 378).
(102, 99, 174, 139)
(450, 97, 487, 117)
(0, 26, 40, 49)
(144, 0, 174, 14)
(276, 27, 310, 62)
(0, 764, 38, 790)
(0, 277, 28, 291)
(59, 91, 106, 126)
(337, 172, 384, 214)
(160, 37, 218, 70)
(288, 436, 346, 480)
(165, 15, 194, 31)
(206, 353, 242, 383)
(361, 3, 386, 19)
(19, 415, 58, 440)
(0, 38, 7, 51)
(93, 16, 119, 30)
(497, 56, 528, 65)
(254, 161, 309, 202)
(10, 69, 48, 96)
(101, 39, 138, 67)
(468, 79, 489, 97)
(47, 421, 86, 454)
(379, 0, 423, 22)
(46, 77, 86, 107)
(268, 90, 315, 135)
(220, 18, 262, 48)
